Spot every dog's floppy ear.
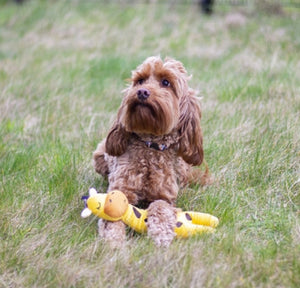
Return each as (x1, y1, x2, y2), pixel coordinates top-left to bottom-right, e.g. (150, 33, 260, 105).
(177, 89, 204, 166)
(105, 120, 130, 156)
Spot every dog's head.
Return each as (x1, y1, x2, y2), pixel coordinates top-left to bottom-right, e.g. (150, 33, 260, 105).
(119, 56, 188, 135)
(105, 56, 203, 166)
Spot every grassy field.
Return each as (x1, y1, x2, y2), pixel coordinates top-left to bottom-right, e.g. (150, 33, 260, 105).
(0, 0, 299, 287)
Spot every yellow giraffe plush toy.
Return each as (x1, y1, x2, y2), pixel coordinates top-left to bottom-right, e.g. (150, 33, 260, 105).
(81, 188, 219, 238)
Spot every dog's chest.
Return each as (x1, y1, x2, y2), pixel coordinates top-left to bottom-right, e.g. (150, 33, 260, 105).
(108, 140, 180, 204)
(128, 143, 175, 171)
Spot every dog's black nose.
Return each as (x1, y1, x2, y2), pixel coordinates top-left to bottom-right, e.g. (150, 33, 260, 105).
(137, 88, 150, 101)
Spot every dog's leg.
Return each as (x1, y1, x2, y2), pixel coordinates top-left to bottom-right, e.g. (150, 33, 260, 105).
(93, 139, 109, 176)
(176, 159, 213, 187)
(98, 219, 126, 248)
(147, 200, 177, 247)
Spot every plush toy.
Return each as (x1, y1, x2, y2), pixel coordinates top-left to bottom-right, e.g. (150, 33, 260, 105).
(81, 188, 219, 238)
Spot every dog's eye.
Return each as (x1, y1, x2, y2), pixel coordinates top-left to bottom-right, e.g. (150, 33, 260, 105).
(161, 79, 170, 87)
(137, 79, 144, 85)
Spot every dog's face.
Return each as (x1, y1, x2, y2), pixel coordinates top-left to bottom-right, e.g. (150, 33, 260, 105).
(118, 57, 190, 135)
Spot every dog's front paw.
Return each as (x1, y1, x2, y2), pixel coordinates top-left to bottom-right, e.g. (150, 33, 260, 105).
(147, 200, 177, 247)
(98, 219, 126, 248)
(148, 227, 176, 247)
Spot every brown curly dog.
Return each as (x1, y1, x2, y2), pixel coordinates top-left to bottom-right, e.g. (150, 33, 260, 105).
(93, 56, 211, 247)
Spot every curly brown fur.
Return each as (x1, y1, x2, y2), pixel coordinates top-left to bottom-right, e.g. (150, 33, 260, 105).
(147, 200, 177, 247)
(98, 219, 126, 249)
(93, 140, 109, 176)
(93, 56, 211, 247)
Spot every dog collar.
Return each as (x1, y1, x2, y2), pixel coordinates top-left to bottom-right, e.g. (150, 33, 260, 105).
(133, 133, 169, 151)
(144, 141, 167, 151)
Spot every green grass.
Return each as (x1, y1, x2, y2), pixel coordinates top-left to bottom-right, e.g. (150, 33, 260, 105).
(0, 0, 299, 287)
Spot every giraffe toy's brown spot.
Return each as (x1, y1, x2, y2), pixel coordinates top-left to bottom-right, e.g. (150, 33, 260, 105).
(185, 213, 192, 221)
(133, 207, 142, 218)
(176, 221, 183, 228)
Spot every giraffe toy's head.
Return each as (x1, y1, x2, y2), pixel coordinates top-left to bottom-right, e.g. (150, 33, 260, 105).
(81, 188, 129, 221)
